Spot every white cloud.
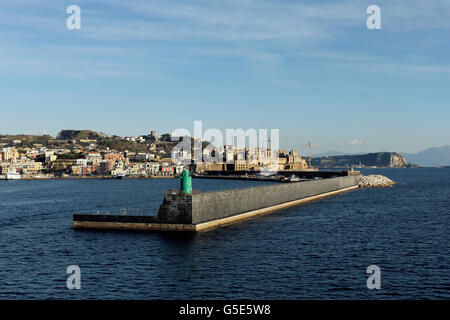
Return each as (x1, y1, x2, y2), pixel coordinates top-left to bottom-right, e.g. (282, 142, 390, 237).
(3, 0, 450, 42)
(1, 0, 450, 79)
(73, 0, 450, 41)
(348, 139, 368, 146)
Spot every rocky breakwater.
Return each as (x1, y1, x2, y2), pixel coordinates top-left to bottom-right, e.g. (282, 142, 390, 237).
(358, 175, 395, 188)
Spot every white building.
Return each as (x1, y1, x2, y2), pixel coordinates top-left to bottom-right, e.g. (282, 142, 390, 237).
(174, 164, 185, 175)
(87, 152, 102, 164)
(145, 162, 160, 176)
(76, 159, 88, 166)
(44, 151, 57, 163)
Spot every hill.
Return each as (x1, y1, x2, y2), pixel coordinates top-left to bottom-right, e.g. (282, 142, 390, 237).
(311, 152, 413, 168)
(0, 134, 54, 147)
(56, 130, 108, 141)
(311, 151, 364, 157)
(0, 129, 214, 157)
(402, 145, 450, 167)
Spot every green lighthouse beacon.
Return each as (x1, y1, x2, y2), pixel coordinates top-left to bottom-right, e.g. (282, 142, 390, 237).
(180, 169, 192, 194)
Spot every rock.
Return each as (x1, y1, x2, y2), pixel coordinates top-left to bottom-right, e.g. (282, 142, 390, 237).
(358, 175, 395, 188)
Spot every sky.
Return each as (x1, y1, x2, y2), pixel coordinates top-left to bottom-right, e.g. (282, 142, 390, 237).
(1, 0, 449, 154)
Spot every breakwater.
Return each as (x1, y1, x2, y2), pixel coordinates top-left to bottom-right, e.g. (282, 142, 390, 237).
(358, 175, 395, 188)
(74, 174, 361, 232)
(199, 170, 359, 179)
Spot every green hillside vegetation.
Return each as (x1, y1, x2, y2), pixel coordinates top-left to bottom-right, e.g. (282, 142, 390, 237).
(0, 134, 53, 147)
(311, 152, 414, 168)
(56, 130, 106, 140)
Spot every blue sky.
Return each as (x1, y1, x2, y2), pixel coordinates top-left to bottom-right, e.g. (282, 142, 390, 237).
(1, 0, 449, 154)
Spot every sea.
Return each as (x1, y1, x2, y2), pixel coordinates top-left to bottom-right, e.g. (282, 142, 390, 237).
(0, 168, 449, 299)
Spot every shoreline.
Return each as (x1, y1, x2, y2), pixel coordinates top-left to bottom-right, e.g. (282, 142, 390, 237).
(1, 175, 177, 180)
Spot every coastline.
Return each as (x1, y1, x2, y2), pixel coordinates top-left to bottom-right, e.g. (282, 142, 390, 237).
(1, 175, 177, 180)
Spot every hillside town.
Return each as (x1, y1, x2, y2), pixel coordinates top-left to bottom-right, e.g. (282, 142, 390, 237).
(0, 130, 312, 180)
(0, 130, 182, 179)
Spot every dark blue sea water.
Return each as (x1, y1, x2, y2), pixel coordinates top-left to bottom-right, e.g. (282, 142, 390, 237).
(0, 169, 449, 299)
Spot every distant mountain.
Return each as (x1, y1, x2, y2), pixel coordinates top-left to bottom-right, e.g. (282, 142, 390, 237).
(311, 152, 413, 168)
(402, 145, 450, 167)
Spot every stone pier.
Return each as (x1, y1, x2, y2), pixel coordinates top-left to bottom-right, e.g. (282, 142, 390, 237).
(74, 175, 361, 232)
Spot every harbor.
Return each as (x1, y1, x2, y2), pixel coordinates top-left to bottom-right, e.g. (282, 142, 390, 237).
(3, 167, 447, 300)
(73, 170, 363, 232)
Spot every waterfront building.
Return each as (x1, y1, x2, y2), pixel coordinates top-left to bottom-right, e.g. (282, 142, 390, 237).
(128, 163, 145, 176)
(71, 165, 83, 176)
(161, 166, 174, 175)
(99, 160, 113, 174)
(284, 149, 308, 170)
(0, 160, 42, 176)
(234, 160, 248, 171)
(1, 147, 19, 161)
(145, 162, 160, 176)
(174, 164, 185, 175)
(0, 162, 12, 174)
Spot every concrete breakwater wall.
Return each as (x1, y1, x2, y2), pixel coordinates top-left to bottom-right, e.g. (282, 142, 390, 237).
(74, 175, 361, 232)
(158, 175, 360, 227)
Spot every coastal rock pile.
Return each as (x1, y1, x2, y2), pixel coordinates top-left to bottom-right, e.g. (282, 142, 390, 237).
(358, 175, 395, 188)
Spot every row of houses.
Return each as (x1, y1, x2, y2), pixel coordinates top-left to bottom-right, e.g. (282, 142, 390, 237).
(192, 147, 310, 172)
(0, 160, 43, 176)
(70, 159, 182, 177)
(0, 146, 184, 177)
